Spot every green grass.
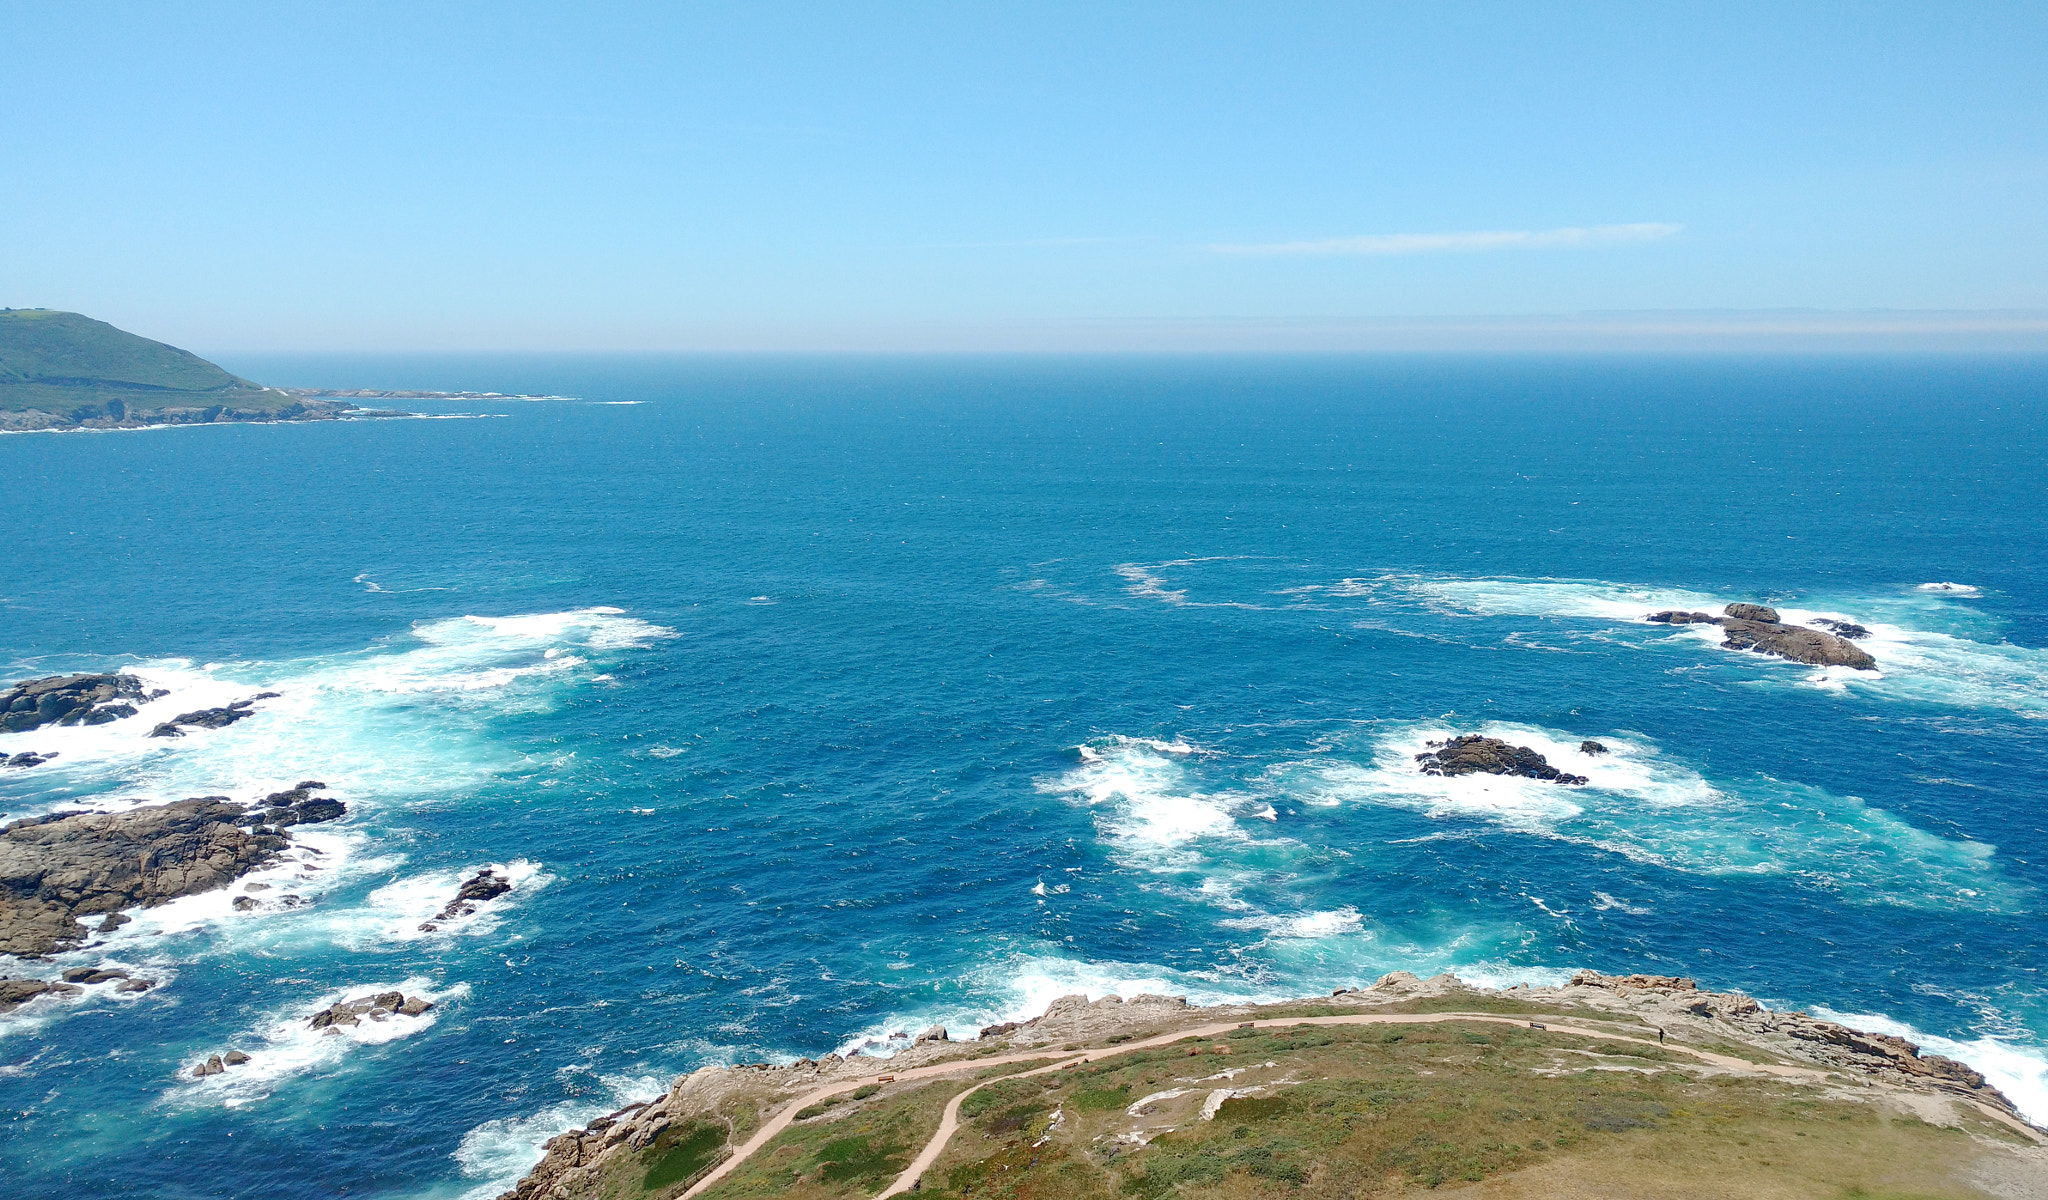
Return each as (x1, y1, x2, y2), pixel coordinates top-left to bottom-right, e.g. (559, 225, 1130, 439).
(641, 1122, 727, 1193)
(0, 309, 297, 418)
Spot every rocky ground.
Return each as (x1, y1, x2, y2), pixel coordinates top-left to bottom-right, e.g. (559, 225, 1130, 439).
(1647, 603, 1878, 669)
(500, 970, 2043, 1200)
(0, 673, 166, 733)
(0, 788, 347, 956)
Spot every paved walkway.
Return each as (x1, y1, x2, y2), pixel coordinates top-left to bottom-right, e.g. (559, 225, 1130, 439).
(682, 1009, 2039, 1199)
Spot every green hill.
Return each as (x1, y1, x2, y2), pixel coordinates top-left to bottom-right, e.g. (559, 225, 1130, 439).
(0, 309, 313, 429)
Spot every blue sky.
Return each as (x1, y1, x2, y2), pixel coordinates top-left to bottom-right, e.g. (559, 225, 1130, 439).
(4, 2, 2045, 350)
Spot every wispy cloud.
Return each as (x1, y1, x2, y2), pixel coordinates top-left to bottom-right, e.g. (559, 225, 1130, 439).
(1208, 222, 1682, 257)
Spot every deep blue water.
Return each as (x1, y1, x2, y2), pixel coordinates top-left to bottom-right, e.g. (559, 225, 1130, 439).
(2, 355, 2045, 1198)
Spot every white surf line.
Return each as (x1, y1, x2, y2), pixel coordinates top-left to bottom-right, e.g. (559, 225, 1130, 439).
(684, 1009, 2041, 1199)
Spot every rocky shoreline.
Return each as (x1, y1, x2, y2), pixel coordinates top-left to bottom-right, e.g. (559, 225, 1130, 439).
(498, 969, 2038, 1200)
(0, 786, 347, 957)
(0, 395, 410, 432)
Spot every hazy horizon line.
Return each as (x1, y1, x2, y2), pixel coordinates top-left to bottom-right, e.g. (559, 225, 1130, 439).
(194, 308, 2048, 356)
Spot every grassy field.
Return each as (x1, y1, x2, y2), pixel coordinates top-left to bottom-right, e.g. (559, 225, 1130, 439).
(0, 308, 295, 417)
(590, 1016, 2034, 1200)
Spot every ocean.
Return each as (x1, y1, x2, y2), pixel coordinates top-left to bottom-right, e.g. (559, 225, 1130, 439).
(2, 354, 2044, 1197)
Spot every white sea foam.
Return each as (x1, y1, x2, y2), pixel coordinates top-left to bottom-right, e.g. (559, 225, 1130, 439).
(1112, 558, 1264, 608)
(1219, 907, 1365, 940)
(166, 976, 467, 1109)
(453, 1072, 668, 1199)
(832, 951, 1279, 1057)
(339, 859, 550, 948)
(1377, 576, 2048, 719)
(1048, 737, 1255, 867)
(0, 956, 175, 1039)
(1298, 723, 2023, 912)
(0, 607, 677, 819)
(1810, 1006, 2048, 1126)
(79, 826, 389, 955)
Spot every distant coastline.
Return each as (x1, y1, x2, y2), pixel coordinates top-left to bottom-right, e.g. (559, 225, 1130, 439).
(0, 309, 580, 432)
(281, 387, 578, 402)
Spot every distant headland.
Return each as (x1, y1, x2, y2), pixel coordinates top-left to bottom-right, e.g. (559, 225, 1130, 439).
(0, 309, 407, 432)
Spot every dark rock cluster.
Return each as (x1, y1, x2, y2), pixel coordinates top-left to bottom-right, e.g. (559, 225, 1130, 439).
(5, 751, 58, 769)
(0, 976, 80, 1013)
(0, 790, 345, 956)
(148, 693, 282, 738)
(418, 868, 513, 932)
(308, 990, 434, 1032)
(189, 1049, 253, 1077)
(249, 782, 344, 829)
(0, 674, 163, 733)
(0, 966, 157, 1015)
(1646, 603, 1878, 670)
(1415, 735, 1588, 785)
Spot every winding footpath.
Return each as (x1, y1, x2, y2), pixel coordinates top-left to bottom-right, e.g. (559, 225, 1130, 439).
(681, 1010, 2042, 1200)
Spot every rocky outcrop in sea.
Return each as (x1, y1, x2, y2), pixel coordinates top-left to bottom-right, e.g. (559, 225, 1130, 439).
(418, 868, 513, 932)
(1647, 603, 1878, 669)
(0, 967, 158, 1015)
(148, 692, 282, 738)
(1415, 735, 1589, 785)
(308, 991, 434, 1031)
(0, 789, 346, 956)
(0, 674, 165, 732)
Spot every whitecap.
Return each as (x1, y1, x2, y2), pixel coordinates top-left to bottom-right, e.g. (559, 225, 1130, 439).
(1295, 723, 2024, 912)
(1218, 907, 1364, 940)
(0, 606, 678, 822)
(333, 859, 550, 949)
(1043, 737, 1251, 867)
(165, 977, 468, 1109)
(1376, 576, 2047, 720)
(1917, 582, 1983, 597)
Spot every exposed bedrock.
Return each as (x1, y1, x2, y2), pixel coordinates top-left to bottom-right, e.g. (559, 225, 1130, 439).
(148, 692, 283, 738)
(0, 674, 164, 733)
(307, 991, 434, 1033)
(0, 976, 83, 1014)
(1564, 971, 2019, 1117)
(1415, 735, 1588, 785)
(1646, 603, 1877, 670)
(0, 789, 347, 957)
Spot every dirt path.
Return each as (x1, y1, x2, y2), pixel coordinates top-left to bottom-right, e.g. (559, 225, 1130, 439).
(684, 1009, 2038, 1200)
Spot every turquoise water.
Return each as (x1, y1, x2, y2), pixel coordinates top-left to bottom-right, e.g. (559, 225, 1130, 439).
(2, 355, 2045, 1197)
